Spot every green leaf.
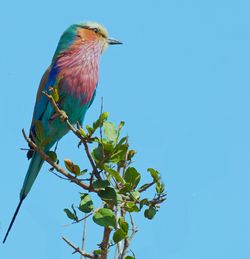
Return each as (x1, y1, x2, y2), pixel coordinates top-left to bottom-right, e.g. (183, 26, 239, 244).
(118, 121, 125, 131)
(125, 256, 135, 259)
(113, 228, 127, 243)
(138, 183, 149, 191)
(144, 206, 157, 220)
(100, 111, 109, 123)
(124, 167, 141, 189)
(117, 136, 127, 146)
(104, 122, 117, 142)
(127, 150, 136, 161)
(110, 144, 128, 163)
(148, 168, 159, 182)
(71, 204, 77, 217)
(98, 187, 117, 204)
(80, 169, 88, 176)
(118, 217, 129, 234)
(102, 142, 114, 152)
(50, 76, 62, 103)
(93, 208, 116, 228)
(156, 182, 165, 194)
(92, 179, 110, 190)
(92, 112, 109, 131)
(46, 151, 57, 162)
(64, 208, 78, 221)
(125, 201, 140, 213)
(104, 166, 125, 184)
(78, 127, 87, 137)
(86, 125, 94, 135)
(139, 198, 149, 209)
(92, 144, 104, 163)
(79, 193, 94, 213)
(51, 86, 59, 103)
(118, 183, 131, 195)
(64, 159, 80, 176)
(130, 190, 140, 200)
(92, 119, 100, 131)
(117, 121, 125, 140)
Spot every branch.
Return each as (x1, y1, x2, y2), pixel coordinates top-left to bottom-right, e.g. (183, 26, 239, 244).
(22, 129, 92, 191)
(62, 236, 94, 259)
(120, 213, 138, 259)
(99, 227, 112, 259)
(81, 216, 87, 259)
(63, 206, 103, 227)
(151, 193, 167, 206)
(43, 91, 101, 180)
(138, 181, 155, 193)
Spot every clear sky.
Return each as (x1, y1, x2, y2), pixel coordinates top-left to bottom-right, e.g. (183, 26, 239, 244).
(0, 0, 250, 258)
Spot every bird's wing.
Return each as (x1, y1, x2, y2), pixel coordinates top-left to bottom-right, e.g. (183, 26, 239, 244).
(27, 65, 60, 158)
(32, 66, 51, 122)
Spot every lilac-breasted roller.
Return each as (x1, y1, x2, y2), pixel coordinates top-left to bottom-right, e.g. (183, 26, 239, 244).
(3, 22, 122, 243)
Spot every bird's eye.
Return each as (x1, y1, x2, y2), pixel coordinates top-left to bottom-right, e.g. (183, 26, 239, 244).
(92, 28, 99, 34)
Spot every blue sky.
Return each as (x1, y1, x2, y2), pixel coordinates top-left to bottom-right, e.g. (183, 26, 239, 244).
(0, 0, 250, 258)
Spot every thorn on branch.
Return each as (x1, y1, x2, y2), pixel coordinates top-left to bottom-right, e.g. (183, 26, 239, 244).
(20, 148, 33, 151)
(62, 236, 94, 259)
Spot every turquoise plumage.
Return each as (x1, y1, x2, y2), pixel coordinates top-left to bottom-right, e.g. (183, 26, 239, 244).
(3, 22, 122, 243)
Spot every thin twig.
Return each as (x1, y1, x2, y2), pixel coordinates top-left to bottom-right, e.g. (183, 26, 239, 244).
(50, 170, 70, 180)
(99, 97, 105, 161)
(22, 129, 93, 191)
(130, 249, 136, 258)
(138, 181, 155, 193)
(81, 216, 87, 259)
(99, 96, 104, 142)
(71, 211, 94, 225)
(62, 236, 94, 259)
(63, 206, 103, 227)
(20, 148, 33, 151)
(129, 213, 136, 232)
(114, 204, 123, 259)
(120, 213, 138, 259)
(122, 137, 129, 178)
(82, 139, 101, 180)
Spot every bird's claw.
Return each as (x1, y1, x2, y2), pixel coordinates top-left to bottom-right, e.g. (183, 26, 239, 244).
(60, 111, 68, 121)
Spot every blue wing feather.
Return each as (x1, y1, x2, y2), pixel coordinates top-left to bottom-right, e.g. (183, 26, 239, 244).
(27, 65, 60, 158)
(32, 66, 59, 121)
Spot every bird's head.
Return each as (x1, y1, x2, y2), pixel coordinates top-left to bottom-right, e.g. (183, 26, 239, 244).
(77, 22, 122, 52)
(53, 22, 122, 61)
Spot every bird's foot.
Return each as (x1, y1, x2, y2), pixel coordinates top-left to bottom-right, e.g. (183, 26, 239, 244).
(60, 110, 68, 121)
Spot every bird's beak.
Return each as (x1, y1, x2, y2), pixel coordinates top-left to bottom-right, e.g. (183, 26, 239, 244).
(107, 38, 123, 45)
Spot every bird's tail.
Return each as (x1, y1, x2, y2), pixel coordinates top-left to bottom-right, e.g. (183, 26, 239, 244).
(20, 152, 44, 199)
(3, 152, 44, 243)
(2, 199, 24, 243)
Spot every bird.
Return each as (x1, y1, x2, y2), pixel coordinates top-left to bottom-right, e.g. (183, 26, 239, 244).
(3, 21, 122, 243)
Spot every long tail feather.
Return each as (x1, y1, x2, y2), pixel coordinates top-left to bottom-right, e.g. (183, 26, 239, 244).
(20, 152, 44, 199)
(3, 198, 24, 243)
(3, 152, 44, 243)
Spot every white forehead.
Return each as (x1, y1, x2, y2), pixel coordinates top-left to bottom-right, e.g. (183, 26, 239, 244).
(81, 21, 108, 38)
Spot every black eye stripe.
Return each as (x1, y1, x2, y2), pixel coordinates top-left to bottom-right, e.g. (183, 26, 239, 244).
(92, 28, 99, 33)
(79, 25, 106, 38)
